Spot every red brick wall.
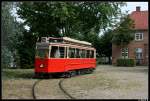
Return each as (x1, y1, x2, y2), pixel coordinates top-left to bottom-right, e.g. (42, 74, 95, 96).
(112, 45, 121, 64)
(112, 30, 148, 65)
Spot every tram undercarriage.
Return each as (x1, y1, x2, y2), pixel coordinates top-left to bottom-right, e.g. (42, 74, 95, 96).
(34, 68, 95, 78)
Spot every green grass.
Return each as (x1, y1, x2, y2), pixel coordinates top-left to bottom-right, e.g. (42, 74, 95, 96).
(2, 69, 34, 80)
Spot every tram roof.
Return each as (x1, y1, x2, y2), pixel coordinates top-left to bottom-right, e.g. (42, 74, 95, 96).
(36, 42, 95, 50)
(40, 37, 92, 46)
(63, 37, 91, 46)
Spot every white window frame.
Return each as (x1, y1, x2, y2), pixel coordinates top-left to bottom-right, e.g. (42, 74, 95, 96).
(135, 32, 143, 41)
(121, 48, 129, 58)
(66, 47, 69, 58)
(94, 50, 96, 59)
(49, 46, 51, 58)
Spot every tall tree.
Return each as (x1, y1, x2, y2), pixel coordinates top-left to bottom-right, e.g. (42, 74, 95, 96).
(17, 30, 37, 68)
(17, 3, 125, 40)
(16, 1, 126, 67)
(112, 15, 135, 59)
(99, 29, 113, 64)
(2, 2, 15, 68)
(17, 2, 125, 38)
(2, 2, 24, 68)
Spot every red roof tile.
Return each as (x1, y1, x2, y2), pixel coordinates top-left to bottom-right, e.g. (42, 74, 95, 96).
(129, 10, 148, 30)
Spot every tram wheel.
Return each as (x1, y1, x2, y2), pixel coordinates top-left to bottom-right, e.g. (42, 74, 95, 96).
(64, 72, 71, 78)
(87, 68, 94, 74)
(77, 70, 81, 75)
(70, 71, 76, 77)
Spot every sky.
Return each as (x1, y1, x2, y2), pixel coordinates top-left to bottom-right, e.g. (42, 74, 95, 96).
(12, 2, 148, 31)
(121, 2, 148, 14)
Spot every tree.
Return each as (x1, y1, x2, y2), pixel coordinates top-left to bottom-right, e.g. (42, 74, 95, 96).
(17, 2, 125, 38)
(15, 1, 126, 68)
(2, 2, 25, 68)
(112, 15, 135, 59)
(99, 29, 113, 64)
(17, 30, 37, 68)
(2, 2, 16, 68)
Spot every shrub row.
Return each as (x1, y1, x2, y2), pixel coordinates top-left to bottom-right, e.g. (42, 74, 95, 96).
(116, 58, 135, 67)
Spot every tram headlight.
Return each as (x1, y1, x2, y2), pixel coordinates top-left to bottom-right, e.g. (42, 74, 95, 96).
(40, 64, 44, 68)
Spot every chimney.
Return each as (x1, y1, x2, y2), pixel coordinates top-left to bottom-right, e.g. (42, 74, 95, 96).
(136, 6, 141, 11)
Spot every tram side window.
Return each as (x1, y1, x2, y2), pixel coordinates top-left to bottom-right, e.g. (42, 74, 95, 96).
(90, 50, 94, 58)
(76, 49, 80, 58)
(50, 46, 60, 58)
(81, 49, 86, 58)
(65, 47, 68, 58)
(69, 48, 75, 58)
(86, 50, 90, 58)
(79, 49, 82, 58)
(59, 47, 65, 58)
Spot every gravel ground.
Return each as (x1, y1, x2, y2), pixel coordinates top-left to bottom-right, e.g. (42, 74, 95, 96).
(35, 79, 69, 99)
(2, 79, 36, 99)
(63, 65, 148, 99)
(2, 65, 148, 99)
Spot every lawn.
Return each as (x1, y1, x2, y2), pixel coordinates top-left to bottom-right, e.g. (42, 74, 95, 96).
(2, 68, 34, 79)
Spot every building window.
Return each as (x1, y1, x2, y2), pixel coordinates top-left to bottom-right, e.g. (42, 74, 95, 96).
(135, 33, 143, 41)
(135, 48, 143, 59)
(121, 48, 128, 58)
(135, 48, 143, 65)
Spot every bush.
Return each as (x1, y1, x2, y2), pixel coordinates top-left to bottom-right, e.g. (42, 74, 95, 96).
(22, 64, 34, 69)
(96, 57, 111, 65)
(116, 58, 135, 67)
(96, 58, 103, 65)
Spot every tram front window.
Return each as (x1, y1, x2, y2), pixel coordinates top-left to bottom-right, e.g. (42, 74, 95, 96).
(36, 49, 49, 58)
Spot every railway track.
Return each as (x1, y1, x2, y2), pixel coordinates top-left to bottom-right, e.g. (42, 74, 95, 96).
(32, 79, 42, 99)
(32, 78, 75, 99)
(32, 68, 94, 99)
(59, 78, 75, 99)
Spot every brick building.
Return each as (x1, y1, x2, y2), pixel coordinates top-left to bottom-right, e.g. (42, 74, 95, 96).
(112, 6, 148, 65)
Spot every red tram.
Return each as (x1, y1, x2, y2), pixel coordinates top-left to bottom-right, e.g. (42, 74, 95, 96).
(34, 37, 96, 77)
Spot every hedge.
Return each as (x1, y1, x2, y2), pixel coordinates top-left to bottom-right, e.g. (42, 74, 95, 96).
(116, 58, 135, 67)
